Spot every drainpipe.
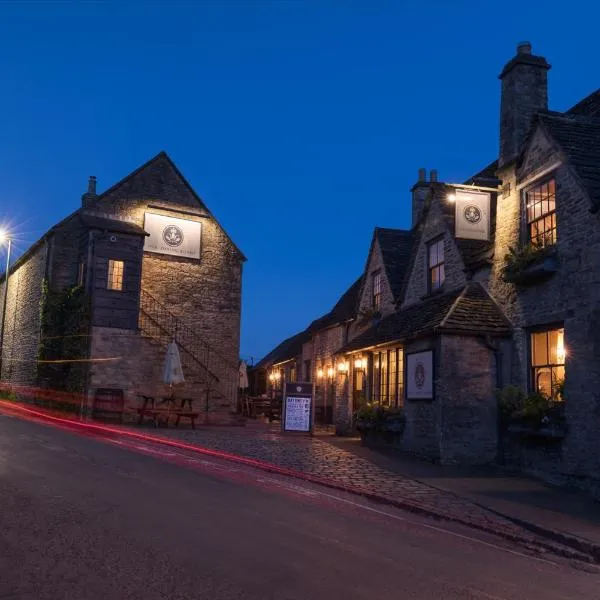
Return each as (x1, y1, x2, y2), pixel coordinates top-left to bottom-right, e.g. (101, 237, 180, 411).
(484, 334, 504, 464)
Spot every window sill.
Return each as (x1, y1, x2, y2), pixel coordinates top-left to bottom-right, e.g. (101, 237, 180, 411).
(421, 287, 445, 301)
(503, 251, 559, 286)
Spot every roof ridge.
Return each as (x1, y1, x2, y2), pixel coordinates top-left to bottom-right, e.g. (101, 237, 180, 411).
(438, 285, 469, 329)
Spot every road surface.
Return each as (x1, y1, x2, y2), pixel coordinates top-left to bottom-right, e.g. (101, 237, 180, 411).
(0, 413, 597, 599)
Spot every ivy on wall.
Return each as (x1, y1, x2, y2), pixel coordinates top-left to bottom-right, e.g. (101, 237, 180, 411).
(37, 279, 91, 396)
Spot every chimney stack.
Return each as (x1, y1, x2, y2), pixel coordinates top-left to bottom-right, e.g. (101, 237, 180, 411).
(430, 169, 438, 183)
(411, 168, 432, 227)
(498, 42, 550, 167)
(81, 175, 98, 209)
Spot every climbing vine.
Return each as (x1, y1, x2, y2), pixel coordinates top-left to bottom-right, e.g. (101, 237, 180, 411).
(37, 279, 91, 399)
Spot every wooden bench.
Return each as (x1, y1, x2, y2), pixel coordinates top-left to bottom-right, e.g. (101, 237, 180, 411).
(173, 411, 200, 429)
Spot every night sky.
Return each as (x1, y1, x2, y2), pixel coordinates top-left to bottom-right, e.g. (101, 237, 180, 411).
(0, 1, 597, 363)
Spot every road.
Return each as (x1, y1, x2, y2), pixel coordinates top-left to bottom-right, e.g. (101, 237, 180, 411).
(0, 413, 598, 600)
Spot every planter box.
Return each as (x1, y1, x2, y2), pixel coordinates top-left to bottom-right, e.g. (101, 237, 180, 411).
(504, 255, 559, 286)
(506, 422, 566, 442)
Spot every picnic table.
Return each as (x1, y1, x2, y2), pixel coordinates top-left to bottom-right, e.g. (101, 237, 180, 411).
(136, 394, 199, 429)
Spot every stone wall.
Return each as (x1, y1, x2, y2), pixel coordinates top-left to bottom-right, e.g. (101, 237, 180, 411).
(402, 185, 467, 308)
(490, 123, 600, 483)
(0, 242, 48, 385)
(438, 335, 498, 465)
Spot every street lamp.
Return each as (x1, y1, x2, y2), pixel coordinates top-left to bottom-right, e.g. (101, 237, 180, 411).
(0, 230, 12, 379)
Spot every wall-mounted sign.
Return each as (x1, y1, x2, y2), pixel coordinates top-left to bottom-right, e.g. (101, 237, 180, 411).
(283, 382, 313, 433)
(143, 212, 201, 259)
(406, 350, 434, 400)
(454, 190, 490, 241)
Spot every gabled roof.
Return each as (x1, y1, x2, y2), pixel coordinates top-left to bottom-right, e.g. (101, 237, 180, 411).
(307, 275, 363, 333)
(254, 329, 311, 369)
(566, 88, 600, 118)
(99, 151, 246, 260)
(375, 228, 415, 302)
(338, 282, 511, 353)
(534, 112, 600, 211)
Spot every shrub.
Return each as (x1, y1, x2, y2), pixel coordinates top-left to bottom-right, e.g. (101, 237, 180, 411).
(353, 402, 406, 434)
(503, 242, 552, 282)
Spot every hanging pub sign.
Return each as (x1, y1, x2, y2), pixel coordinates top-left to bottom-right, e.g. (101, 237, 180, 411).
(454, 189, 490, 241)
(144, 212, 202, 259)
(283, 382, 313, 433)
(406, 350, 434, 400)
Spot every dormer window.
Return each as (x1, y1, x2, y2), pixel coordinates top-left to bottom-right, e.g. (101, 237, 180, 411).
(526, 178, 556, 248)
(428, 237, 445, 293)
(372, 271, 381, 310)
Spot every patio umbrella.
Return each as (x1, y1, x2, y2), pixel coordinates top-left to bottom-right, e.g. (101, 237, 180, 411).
(238, 360, 249, 390)
(163, 340, 185, 386)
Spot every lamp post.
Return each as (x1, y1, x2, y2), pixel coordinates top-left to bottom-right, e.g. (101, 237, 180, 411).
(0, 230, 12, 380)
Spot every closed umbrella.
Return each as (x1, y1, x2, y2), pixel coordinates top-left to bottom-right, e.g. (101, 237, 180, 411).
(163, 340, 185, 386)
(238, 360, 249, 390)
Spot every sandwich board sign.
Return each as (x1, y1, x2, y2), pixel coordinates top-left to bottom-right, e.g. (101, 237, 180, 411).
(283, 382, 313, 434)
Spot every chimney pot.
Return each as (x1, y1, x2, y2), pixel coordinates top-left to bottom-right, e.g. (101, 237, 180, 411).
(517, 41, 532, 55)
(88, 176, 97, 195)
(418, 168, 426, 183)
(430, 169, 438, 183)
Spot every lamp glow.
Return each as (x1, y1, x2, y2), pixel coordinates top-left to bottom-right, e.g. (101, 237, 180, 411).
(327, 367, 334, 378)
(447, 193, 456, 202)
(317, 368, 324, 378)
(354, 358, 363, 369)
(557, 331, 566, 363)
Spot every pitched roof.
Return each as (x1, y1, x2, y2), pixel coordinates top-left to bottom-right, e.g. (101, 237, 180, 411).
(338, 282, 510, 353)
(78, 214, 149, 236)
(536, 112, 600, 210)
(566, 89, 600, 118)
(375, 228, 415, 301)
(254, 329, 311, 369)
(307, 275, 363, 333)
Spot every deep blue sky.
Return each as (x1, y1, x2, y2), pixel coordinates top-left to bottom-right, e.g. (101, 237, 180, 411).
(0, 1, 597, 362)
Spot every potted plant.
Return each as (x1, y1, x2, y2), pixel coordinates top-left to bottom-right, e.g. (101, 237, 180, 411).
(502, 242, 558, 285)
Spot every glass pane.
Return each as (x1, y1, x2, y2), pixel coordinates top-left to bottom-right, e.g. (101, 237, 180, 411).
(372, 353, 380, 401)
(431, 267, 438, 290)
(548, 329, 560, 364)
(429, 243, 437, 267)
(380, 351, 388, 405)
(531, 332, 548, 367)
(548, 179, 555, 195)
(534, 201, 541, 220)
(437, 239, 444, 262)
(389, 350, 397, 406)
(535, 368, 552, 398)
(553, 366, 566, 400)
(439, 264, 445, 286)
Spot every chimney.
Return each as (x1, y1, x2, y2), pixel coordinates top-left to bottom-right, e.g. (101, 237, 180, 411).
(81, 176, 98, 209)
(498, 41, 550, 167)
(411, 168, 431, 227)
(430, 169, 438, 183)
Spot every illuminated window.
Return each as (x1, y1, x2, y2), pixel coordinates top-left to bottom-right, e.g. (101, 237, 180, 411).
(428, 238, 445, 292)
(372, 271, 382, 310)
(370, 348, 403, 407)
(526, 179, 556, 248)
(107, 259, 124, 291)
(530, 326, 565, 400)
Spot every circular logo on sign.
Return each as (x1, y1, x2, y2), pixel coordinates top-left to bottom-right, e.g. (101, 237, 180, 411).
(464, 205, 482, 224)
(296, 386, 302, 392)
(414, 361, 426, 389)
(162, 225, 184, 247)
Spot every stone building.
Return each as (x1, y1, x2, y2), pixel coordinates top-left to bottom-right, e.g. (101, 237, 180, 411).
(258, 42, 600, 492)
(0, 152, 245, 421)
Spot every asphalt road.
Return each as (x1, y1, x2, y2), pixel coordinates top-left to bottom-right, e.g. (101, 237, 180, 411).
(0, 413, 598, 600)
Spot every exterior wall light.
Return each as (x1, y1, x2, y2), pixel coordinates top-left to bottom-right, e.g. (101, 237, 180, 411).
(354, 357, 364, 369)
(327, 367, 335, 378)
(337, 361, 349, 373)
(447, 193, 456, 202)
(317, 368, 324, 379)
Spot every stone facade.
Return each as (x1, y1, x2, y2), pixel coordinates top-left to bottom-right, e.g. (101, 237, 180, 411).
(0, 242, 48, 385)
(0, 152, 244, 421)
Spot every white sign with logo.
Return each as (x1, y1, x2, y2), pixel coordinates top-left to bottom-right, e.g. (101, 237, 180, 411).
(406, 350, 434, 400)
(454, 189, 490, 241)
(284, 395, 312, 432)
(143, 212, 201, 259)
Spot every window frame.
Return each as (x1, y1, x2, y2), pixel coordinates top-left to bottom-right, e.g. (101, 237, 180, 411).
(372, 271, 382, 311)
(107, 259, 125, 292)
(523, 176, 557, 249)
(427, 236, 445, 294)
(527, 323, 565, 401)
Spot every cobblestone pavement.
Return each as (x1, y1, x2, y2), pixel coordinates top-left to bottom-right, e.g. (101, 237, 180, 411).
(126, 422, 581, 554)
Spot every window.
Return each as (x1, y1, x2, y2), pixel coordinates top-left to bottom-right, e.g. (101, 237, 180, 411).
(526, 178, 556, 248)
(428, 238, 445, 292)
(530, 326, 565, 400)
(304, 359, 312, 382)
(77, 262, 85, 287)
(107, 259, 124, 291)
(372, 271, 382, 310)
(370, 348, 403, 407)
(290, 364, 296, 383)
